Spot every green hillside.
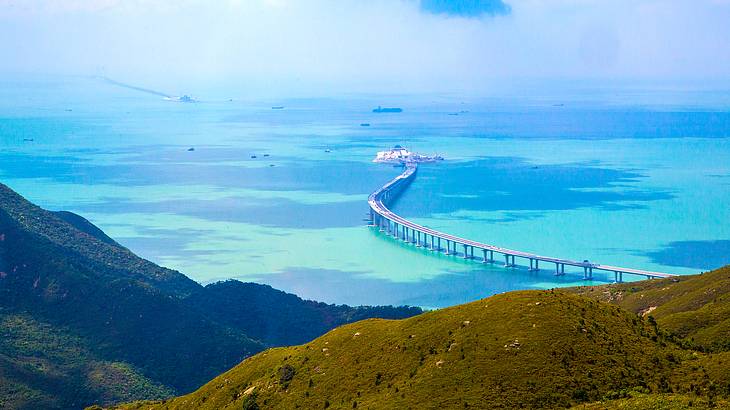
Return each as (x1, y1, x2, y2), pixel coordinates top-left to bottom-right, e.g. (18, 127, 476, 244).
(0, 183, 421, 409)
(572, 265, 730, 352)
(110, 286, 730, 410)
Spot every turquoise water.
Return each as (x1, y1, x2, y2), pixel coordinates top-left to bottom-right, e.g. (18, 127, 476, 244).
(1, 76, 729, 308)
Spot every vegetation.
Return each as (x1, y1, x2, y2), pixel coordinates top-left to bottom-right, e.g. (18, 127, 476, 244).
(110, 265, 730, 410)
(108, 287, 729, 409)
(0, 183, 421, 409)
(571, 265, 730, 352)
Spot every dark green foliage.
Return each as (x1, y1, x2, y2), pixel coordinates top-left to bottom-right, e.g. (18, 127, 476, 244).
(240, 392, 259, 410)
(0, 183, 422, 409)
(186, 280, 421, 346)
(278, 365, 295, 388)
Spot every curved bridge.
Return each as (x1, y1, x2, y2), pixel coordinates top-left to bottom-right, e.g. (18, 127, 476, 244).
(368, 162, 678, 282)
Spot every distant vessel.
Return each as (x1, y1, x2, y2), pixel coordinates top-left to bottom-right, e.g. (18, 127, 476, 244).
(272, 106, 285, 110)
(373, 145, 443, 164)
(372, 106, 402, 113)
(165, 95, 197, 103)
(187, 147, 195, 152)
(360, 123, 371, 127)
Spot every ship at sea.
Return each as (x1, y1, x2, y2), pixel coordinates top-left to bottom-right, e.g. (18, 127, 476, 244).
(373, 145, 443, 164)
(372, 106, 403, 113)
(164, 95, 197, 103)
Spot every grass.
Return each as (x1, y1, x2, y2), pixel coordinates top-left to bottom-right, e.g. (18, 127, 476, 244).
(111, 289, 727, 410)
(0, 182, 421, 409)
(571, 265, 730, 352)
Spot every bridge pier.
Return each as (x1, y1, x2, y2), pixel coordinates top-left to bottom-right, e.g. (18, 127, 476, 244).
(504, 254, 514, 268)
(369, 161, 677, 283)
(614, 271, 624, 283)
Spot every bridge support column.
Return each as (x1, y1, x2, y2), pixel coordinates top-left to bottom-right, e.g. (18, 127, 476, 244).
(430, 235, 435, 251)
(416, 232, 421, 247)
(504, 254, 510, 267)
(482, 249, 487, 263)
(470, 246, 474, 259)
(437, 237, 441, 252)
(588, 267, 593, 280)
(445, 240, 450, 255)
(614, 271, 623, 283)
(463, 244, 468, 259)
(535, 260, 539, 271)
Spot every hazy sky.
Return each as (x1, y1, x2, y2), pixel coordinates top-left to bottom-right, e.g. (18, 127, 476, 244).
(2, 0, 730, 94)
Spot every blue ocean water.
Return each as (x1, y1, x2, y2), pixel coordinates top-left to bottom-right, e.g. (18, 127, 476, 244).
(1, 75, 729, 308)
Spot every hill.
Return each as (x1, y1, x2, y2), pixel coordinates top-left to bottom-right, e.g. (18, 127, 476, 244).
(0, 183, 421, 409)
(571, 265, 730, 352)
(109, 286, 730, 409)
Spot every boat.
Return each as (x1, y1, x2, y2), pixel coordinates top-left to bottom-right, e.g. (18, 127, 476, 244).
(272, 106, 285, 110)
(165, 95, 197, 103)
(360, 123, 371, 127)
(187, 147, 195, 152)
(372, 106, 402, 113)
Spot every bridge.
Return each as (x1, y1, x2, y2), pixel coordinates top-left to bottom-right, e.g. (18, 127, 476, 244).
(368, 162, 678, 282)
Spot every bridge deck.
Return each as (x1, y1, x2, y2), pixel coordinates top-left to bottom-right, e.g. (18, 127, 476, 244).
(368, 163, 678, 281)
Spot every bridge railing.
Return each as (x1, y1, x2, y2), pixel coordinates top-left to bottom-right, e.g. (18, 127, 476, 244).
(368, 162, 678, 282)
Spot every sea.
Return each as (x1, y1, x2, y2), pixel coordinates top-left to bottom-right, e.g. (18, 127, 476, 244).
(1, 75, 729, 309)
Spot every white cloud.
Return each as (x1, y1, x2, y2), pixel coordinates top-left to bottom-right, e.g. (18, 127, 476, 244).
(1, 0, 729, 94)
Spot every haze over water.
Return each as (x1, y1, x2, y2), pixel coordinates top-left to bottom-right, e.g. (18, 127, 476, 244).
(1, 75, 729, 308)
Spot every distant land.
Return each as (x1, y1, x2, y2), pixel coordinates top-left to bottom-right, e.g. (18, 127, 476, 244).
(110, 265, 730, 409)
(0, 183, 421, 410)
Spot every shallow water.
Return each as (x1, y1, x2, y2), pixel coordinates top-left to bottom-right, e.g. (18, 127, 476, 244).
(1, 76, 729, 308)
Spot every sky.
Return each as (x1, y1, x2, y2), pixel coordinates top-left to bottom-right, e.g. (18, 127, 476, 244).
(1, 0, 730, 94)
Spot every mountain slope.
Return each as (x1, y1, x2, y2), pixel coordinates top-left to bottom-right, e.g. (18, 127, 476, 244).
(113, 289, 730, 410)
(571, 265, 730, 352)
(185, 280, 422, 346)
(0, 183, 421, 409)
